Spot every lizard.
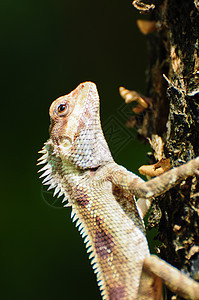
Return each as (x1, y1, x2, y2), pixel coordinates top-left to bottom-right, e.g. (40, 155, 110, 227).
(38, 81, 199, 300)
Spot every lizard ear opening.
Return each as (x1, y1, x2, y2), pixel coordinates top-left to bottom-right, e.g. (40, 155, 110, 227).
(60, 137, 72, 152)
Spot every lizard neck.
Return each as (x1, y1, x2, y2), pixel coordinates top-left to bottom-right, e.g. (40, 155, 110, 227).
(67, 97, 114, 169)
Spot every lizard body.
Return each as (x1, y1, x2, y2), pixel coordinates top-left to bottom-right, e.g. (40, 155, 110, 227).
(38, 82, 199, 299)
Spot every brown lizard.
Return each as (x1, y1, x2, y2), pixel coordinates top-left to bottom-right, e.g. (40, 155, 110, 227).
(38, 82, 199, 300)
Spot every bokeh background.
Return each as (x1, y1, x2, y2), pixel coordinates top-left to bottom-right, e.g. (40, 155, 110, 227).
(1, 1, 151, 299)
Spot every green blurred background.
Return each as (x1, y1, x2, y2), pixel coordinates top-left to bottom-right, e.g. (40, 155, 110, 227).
(1, 1, 150, 299)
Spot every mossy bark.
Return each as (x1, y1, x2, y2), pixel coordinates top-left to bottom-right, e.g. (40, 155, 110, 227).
(133, 1, 199, 299)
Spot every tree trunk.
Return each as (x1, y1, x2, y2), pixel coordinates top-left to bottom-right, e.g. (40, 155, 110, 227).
(132, 1, 199, 299)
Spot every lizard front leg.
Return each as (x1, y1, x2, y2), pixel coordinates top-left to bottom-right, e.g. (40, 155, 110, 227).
(109, 157, 199, 218)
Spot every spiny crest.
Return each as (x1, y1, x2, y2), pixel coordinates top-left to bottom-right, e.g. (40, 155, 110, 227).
(68, 205, 108, 299)
(37, 142, 70, 207)
(38, 144, 107, 299)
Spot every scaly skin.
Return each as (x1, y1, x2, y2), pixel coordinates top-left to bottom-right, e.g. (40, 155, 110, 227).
(38, 82, 199, 299)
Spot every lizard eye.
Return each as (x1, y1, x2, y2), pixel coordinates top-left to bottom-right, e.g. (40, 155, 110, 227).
(57, 103, 69, 116)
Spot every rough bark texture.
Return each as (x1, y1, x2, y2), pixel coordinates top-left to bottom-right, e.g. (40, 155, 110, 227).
(133, 0, 199, 299)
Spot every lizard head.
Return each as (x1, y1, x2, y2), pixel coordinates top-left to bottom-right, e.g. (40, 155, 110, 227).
(41, 82, 113, 170)
(49, 82, 92, 151)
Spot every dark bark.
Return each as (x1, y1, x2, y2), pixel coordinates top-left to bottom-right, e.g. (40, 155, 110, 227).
(133, 1, 199, 299)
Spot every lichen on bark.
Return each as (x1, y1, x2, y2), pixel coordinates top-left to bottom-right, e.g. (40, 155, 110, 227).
(132, 0, 199, 299)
